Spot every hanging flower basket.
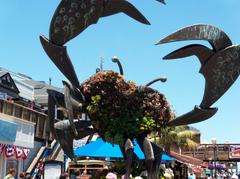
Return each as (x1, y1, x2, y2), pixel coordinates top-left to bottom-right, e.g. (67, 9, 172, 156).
(81, 71, 174, 145)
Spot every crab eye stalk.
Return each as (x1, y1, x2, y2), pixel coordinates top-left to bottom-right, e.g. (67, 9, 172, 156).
(146, 76, 167, 87)
(112, 56, 124, 75)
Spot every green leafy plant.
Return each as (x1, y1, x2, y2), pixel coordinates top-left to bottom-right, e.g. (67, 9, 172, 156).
(82, 71, 175, 145)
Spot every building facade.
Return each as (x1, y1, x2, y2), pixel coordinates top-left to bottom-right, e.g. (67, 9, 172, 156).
(0, 67, 60, 178)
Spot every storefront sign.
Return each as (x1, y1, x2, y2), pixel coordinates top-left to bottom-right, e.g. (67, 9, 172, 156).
(229, 145, 240, 159)
(0, 117, 35, 148)
(44, 161, 62, 179)
(0, 92, 7, 100)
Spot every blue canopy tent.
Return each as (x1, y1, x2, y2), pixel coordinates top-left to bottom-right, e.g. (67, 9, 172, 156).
(74, 138, 173, 161)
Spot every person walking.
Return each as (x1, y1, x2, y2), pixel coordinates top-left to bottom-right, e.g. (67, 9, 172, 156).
(4, 168, 16, 179)
(188, 172, 196, 179)
(19, 172, 25, 179)
(25, 173, 33, 179)
(60, 172, 70, 179)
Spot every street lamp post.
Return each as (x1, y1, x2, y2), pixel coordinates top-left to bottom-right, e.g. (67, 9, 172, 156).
(211, 138, 217, 178)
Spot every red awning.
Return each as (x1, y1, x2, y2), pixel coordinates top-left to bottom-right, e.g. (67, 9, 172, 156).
(170, 151, 203, 166)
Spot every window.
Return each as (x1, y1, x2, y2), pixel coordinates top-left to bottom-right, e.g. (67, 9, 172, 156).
(6, 158, 19, 177)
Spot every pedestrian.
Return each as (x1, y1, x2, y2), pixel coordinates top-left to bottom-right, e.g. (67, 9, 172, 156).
(188, 172, 196, 179)
(69, 170, 76, 179)
(19, 172, 25, 179)
(4, 168, 16, 179)
(231, 172, 238, 179)
(25, 172, 32, 179)
(60, 172, 70, 179)
(106, 172, 117, 179)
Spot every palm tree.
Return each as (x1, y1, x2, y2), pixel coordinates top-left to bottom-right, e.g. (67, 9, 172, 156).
(150, 125, 200, 154)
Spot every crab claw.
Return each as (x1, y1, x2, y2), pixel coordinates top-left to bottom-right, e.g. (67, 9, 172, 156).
(40, 35, 80, 88)
(49, 0, 150, 46)
(101, 0, 150, 25)
(158, 24, 240, 109)
(156, 0, 166, 5)
(163, 44, 214, 66)
(156, 24, 232, 51)
(167, 106, 218, 126)
(199, 45, 240, 107)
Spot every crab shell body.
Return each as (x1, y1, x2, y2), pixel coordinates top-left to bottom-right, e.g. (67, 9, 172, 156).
(81, 70, 174, 145)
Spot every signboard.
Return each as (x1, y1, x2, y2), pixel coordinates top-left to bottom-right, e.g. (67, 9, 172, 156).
(0, 118, 35, 148)
(229, 145, 240, 159)
(44, 161, 62, 179)
(0, 92, 7, 100)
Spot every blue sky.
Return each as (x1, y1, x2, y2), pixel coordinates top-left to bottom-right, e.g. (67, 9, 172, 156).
(1, 0, 240, 144)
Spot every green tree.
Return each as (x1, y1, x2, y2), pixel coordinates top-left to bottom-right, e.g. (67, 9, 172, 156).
(151, 125, 200, 154)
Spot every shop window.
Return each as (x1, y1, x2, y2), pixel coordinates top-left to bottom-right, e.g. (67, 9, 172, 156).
(6, 103, 13, 115)
(22, 108, 30, 121)
(14, 106, 23, 118)
(31, 112, 38, 123)
(0, 100, 3, 112)
(6, 158, 19, 177)
(0, 155, 3, 177)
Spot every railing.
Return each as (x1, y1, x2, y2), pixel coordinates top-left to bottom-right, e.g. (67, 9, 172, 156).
(0, 99, 49, 140)
(183, 144, 240, 161)
(27, 140, 58, 177)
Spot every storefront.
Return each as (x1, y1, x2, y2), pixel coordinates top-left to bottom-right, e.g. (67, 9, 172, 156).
(0, 115, 35, 178)
(170, 151, 204, 178)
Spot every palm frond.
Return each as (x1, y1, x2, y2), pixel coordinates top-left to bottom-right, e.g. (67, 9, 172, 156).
(184, 138, 199, 149)
(177, 130, 199, 138)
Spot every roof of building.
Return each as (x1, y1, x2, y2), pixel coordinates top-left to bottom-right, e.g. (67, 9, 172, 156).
(0, 71, 8, 77)
(170, 151, 203, 166)
(0, 67, 63, 105)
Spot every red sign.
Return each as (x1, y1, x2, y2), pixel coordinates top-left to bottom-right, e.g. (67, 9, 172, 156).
(229, 146, 240, 159)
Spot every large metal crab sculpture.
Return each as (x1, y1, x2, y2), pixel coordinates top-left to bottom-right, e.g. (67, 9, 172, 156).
(40, 0, 240, 178)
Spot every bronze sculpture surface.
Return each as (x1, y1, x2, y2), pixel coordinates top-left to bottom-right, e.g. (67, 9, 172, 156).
(40, 1, 240, 178)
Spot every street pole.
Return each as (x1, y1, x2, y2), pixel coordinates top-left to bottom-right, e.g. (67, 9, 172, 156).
(212, 138, 217, 178)
(214, 145, 216, 178)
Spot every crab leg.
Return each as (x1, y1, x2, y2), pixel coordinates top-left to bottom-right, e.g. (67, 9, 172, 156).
(137, 136, 155, 179)
(47, 90, 60, 139)
(168, 106, 218, 126)
(150, 142, 164, 179)
(63, 81, 79, 137)
(47, 88, 93, 160)
(120, 139, 134, 179)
